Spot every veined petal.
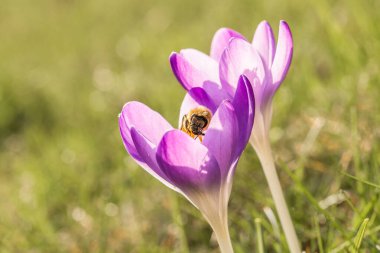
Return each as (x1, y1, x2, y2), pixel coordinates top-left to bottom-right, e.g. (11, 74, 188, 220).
(210, 28, 246, 61)
(130, 127, 178, 191)
(271, 20, 293, 89)
(178, 87, 217, 127)
(157, 130, 221, 191)
(203, 100, 238, 181)
(119, 102, 173, 150)
(169, 50, 219, 91)
(219, 38, 265, 97)
(232, 75, 255, 156)
(252, 20, 275, 68)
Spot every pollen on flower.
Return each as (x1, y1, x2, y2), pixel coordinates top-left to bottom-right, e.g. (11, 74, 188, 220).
(200, 169, 208, 175)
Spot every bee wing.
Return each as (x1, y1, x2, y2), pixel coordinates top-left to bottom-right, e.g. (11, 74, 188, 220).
(180, 114, 189, 132)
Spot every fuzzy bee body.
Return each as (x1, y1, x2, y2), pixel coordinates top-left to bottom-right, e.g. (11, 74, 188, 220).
(180, 106, 212, 141)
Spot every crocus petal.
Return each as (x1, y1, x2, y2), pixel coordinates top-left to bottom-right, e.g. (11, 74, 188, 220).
(119, 102, 173, 151)
(157, 130, 221, 191)
(219, 38, 265, 97)
(130, 127, 179, 191)
(210, 28, 246, 61)
(180, 49, 219, 78)
(218, 76, 255, 203)
(170, 50, 219, 91)
(252, 20, 275, 69)
(232, 75, 255, 156)
(271, 20, 293, 89)
(178, 87, 217, 127)
(203, 100, 238, 180)
(119, 113, 140, 160)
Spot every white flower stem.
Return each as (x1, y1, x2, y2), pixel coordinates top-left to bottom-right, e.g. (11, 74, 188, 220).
(254, 137, 301, 253)
(210, 215, 234, 253)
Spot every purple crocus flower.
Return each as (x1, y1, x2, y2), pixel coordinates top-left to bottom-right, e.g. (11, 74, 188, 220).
(119, 75, 254, 253)
(170, 20, 292, 147)
(170, 21, 301, 253)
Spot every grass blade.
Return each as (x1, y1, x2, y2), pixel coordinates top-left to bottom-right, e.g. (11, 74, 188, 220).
(314, 216, 324, 253)
(255, 218, 265, 253)
(350, 218, 369, 253)
(340, 171, 380, 189)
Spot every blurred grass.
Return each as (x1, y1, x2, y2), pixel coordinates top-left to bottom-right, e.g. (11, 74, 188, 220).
(0, 0, 379, 252)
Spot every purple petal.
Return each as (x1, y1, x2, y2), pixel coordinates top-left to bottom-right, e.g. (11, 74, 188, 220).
(271, 20, 293, 89)
(187, 87, 217, 111)
(219, 38, 265, 97)
(130, 127, 178, 191)
(170, 52, 198, 91)
(119, 102, 173, 160)
(252, 20, 275, 68)
(232, 75, 255, 155)
(180, 49, 219, 76)
(210, 28, 246, 61)
(169, 50, 219, 91)
(178, 87, 217, 127)
(157, 130, 221, 191)
(203, 100, 238, 181)
(119, 113, 140, 160)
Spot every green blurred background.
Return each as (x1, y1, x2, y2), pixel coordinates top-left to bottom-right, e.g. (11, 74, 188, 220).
(1, 0, 379, 252)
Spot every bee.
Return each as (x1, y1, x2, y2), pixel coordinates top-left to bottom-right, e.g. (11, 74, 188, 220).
(180, 106, 212, 141)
